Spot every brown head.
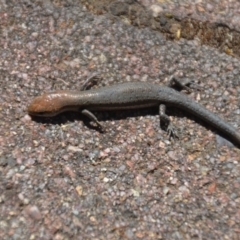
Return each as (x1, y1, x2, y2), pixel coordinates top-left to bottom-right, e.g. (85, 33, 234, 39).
(28, 92, 65, 117)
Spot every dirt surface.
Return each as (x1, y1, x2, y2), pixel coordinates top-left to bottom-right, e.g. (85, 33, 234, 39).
(83, 0, 240, 58)
(1, 0, 240, 239)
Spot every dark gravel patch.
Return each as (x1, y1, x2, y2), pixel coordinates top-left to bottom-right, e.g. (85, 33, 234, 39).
(82, 0, 240, 58)
(0, 0, 240, 239)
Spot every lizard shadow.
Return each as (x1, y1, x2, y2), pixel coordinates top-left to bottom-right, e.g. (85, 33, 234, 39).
(30, 106, 237, 147)
(30, 107, 158, 131)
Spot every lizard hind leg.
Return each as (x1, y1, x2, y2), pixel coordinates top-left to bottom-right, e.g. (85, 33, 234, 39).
(159, 104, 179, 139)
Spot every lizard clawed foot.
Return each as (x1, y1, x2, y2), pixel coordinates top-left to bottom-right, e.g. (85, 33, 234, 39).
(80, 73, 102, 91)
(169, 75, 203, 92)
(96, 121, 105, 133)
(166, 123, 179, 140)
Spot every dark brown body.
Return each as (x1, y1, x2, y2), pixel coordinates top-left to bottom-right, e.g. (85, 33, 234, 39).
(28, 82, 240, 147)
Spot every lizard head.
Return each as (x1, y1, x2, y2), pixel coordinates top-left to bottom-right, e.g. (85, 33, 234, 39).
(28, 92, 63, 117)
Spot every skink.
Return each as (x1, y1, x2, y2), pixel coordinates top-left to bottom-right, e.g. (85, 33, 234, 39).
(28, 81, 240, 147)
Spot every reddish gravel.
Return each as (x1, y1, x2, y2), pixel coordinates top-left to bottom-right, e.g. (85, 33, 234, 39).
(0, 1, 240, 239)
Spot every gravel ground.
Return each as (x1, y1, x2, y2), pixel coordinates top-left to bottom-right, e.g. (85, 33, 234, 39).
(0, 0, 240, 239)
(83, 0, 240, 57)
